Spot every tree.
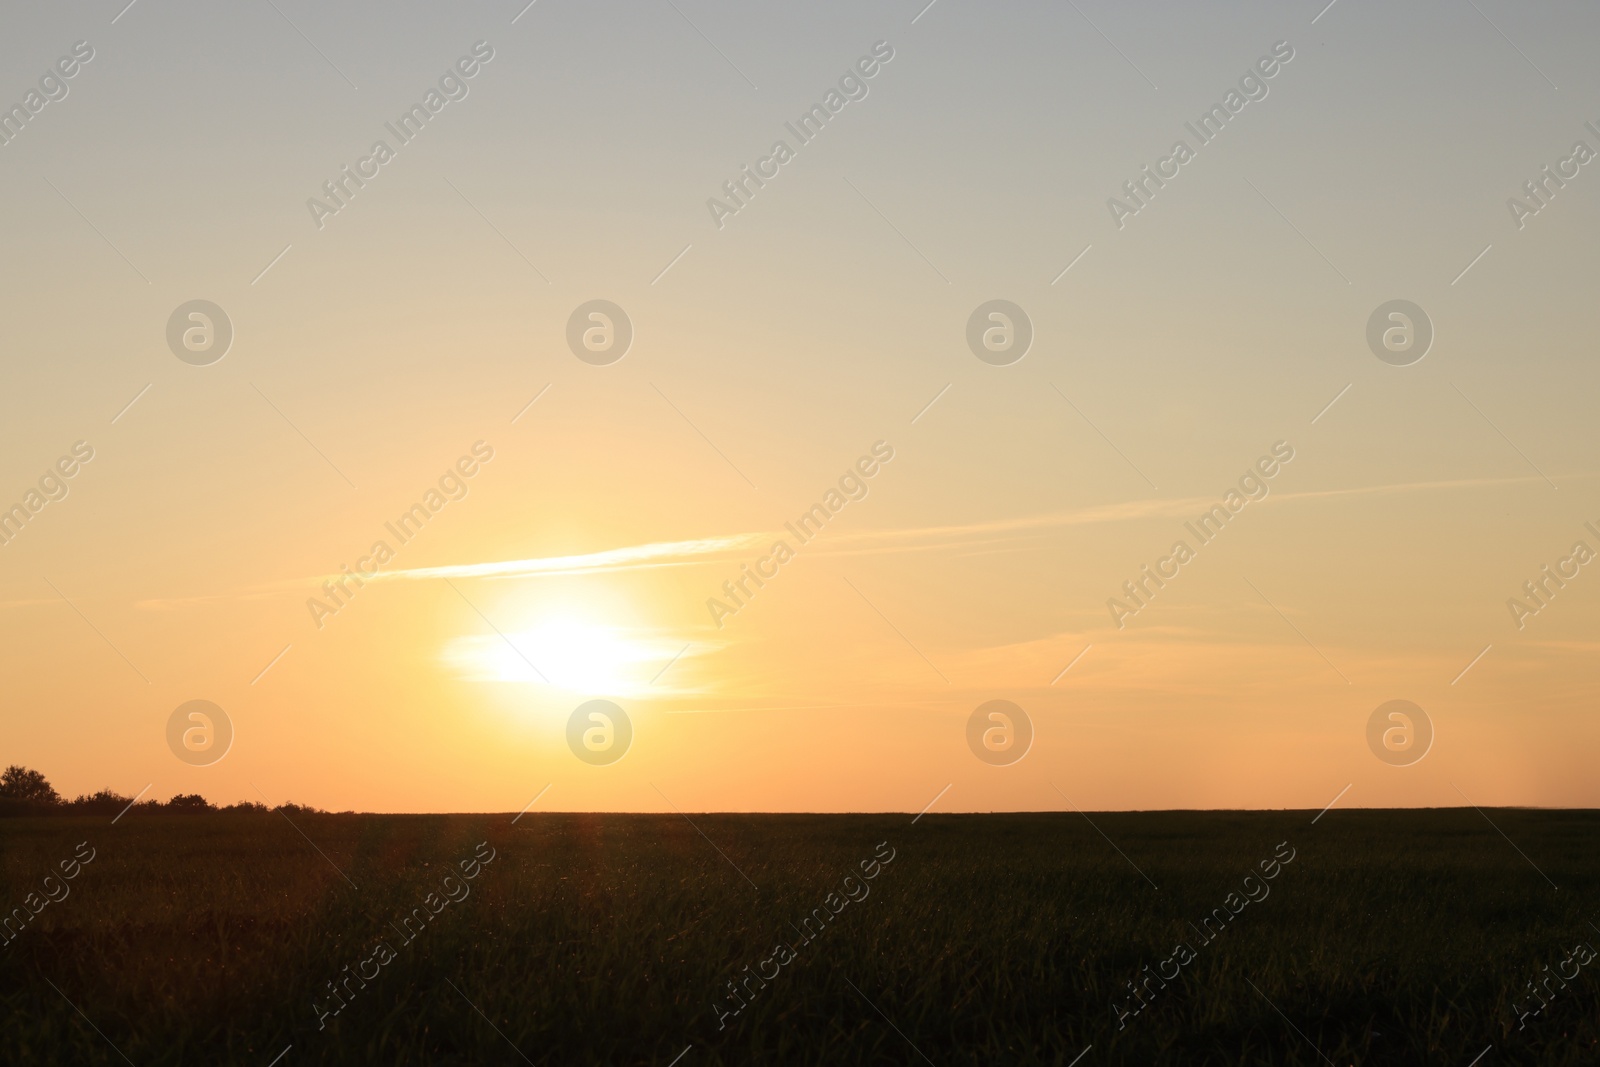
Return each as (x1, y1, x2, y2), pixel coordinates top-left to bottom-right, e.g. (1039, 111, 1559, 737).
(0, 765, 61, 805)
(166, 793, 213, 811)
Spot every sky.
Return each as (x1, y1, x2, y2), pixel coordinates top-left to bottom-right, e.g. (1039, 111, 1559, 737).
(1, 0, 1598, 813)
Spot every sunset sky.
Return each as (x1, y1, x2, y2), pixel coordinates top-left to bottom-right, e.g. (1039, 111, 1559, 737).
(2, 0, 1597, 813)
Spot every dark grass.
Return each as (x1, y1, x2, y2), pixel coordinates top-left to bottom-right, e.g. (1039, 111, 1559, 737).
(1, 808, 1597, 1065)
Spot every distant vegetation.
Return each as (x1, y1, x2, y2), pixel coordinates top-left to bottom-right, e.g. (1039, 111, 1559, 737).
(0, 765, 317, 817)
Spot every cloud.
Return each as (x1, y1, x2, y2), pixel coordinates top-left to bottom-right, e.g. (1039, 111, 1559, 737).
(128, 535, 766, 610)
(372, 533, 768, 582)
(116, 471, 1567, 611)
(366, 473, 1554, 584)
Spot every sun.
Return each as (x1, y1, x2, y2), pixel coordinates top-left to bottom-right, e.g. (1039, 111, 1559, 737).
(442, 612, 686, 698)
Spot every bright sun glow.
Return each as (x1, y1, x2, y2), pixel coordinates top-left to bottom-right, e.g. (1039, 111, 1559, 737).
(442, 617, 686, 698)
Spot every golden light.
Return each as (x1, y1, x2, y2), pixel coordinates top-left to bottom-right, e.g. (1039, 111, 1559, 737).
(441, 615, 687, 699)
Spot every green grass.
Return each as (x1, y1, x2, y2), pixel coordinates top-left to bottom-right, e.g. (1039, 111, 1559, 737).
(1, 809, 1597, 1064)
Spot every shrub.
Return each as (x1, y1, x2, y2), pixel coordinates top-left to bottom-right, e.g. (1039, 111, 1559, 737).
(66, 789, 134, 815)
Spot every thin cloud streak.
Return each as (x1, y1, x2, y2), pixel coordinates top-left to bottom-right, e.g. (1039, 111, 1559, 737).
(375, 533, 767, 582)
(365, 473, 1558, 583)
(115, 472, 1569, 611)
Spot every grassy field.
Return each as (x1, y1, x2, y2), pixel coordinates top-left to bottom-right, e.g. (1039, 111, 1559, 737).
(0, 808, 1597, 1065)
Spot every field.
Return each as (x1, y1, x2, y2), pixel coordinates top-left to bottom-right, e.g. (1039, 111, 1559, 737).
(1, 808, 1597, 1065)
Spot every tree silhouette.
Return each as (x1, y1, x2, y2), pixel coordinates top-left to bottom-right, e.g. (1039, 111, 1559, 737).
(0, 765, 61, 805)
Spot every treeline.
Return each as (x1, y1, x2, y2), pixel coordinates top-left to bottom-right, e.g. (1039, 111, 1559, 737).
(0, 765, 320, 817)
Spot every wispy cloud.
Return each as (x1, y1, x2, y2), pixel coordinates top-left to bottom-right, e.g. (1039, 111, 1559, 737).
(125, 535, 766, 610)
(367, 473, 1557, 584)
(114, 472, 1564, 611)
(376, 533, 766, 582)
